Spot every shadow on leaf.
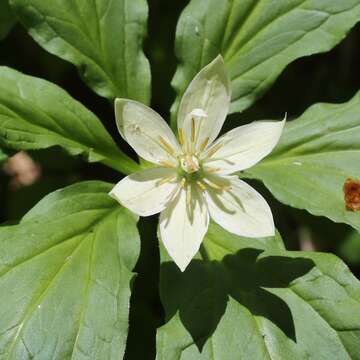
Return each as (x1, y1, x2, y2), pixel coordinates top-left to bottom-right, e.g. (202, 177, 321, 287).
(160, 248, 314, 351)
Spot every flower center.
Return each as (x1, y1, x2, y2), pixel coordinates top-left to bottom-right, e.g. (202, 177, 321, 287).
(180, 154, 200, 174)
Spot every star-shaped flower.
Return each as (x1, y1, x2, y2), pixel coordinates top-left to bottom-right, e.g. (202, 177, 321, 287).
(110, 55, 285, 271)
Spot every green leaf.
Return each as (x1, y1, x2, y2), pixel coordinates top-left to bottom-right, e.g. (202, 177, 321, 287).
(338, 230, 360, 266)
(0, 0, 16, 40)
(10, 0, 151, 103)
(157, 224, 360, 359)
(246, 91, 360, 232)
(0, 67, 140, 174)
(171, 0, 360, 125)
(0, 148, 8, 163)
(0, 181, 140, 359)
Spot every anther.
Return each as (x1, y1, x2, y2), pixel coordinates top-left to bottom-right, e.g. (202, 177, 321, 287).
(196, 180, 207, 191)
(158, 136, 177, 156)
(206, 167, 221, 174)
(158, 160, 176, 168)
(186, 183, 194, 219)
(203, 178, 226, 191)
(206, 142, 223, 158)
(156, 175, 176, 186)
(191, 117, 196, 143)
(178, 128, 185, 146)
(180, 178, 186, 188)
(186, 183, 192, 207)
(199, 137, 209, 152)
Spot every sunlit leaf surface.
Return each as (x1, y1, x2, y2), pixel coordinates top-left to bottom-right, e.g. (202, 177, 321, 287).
(10, 0, 151, 103)
(0, 67, 139, 174)
(0, 181, 140, 359)
(171, 0, 360, 124)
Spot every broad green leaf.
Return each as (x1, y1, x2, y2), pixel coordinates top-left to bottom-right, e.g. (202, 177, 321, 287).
(0, 181, 140, 359)
(171, 0, 360, 125)
(157, 224, 360, 359)
(10, 0, 151, 103)
(0, 0, 16, 40)
(245, 91, 360, 232)
(0, 67, 140, 174)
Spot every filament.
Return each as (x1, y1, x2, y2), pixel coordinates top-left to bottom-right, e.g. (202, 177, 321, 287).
(156, 175, 176, 186)
(206, 142, 223, 158)
(158, 136, 177, 156)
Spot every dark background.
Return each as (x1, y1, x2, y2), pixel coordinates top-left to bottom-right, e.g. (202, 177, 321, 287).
(1, 1, 360, 358)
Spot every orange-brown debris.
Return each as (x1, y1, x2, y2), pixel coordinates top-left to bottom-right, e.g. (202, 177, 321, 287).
(344, 178, 360, 212)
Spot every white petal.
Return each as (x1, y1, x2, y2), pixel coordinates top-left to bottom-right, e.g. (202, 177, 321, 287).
(115, 98, 181, 165)
(110, 167, 178, 216)
(159, 188, 209, 272)
(177, 55, 231, 151)
(205, 177, 274, 238)
(203, 117, 286, 174)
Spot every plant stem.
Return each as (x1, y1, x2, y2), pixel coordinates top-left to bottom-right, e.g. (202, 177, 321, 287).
(101, 154, 141, 175)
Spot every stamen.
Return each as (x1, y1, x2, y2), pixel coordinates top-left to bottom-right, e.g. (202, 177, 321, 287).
(186, 183, 194, 220)
(156, 175, 176, 186)
(200, 137, 209, 152)
(191, 117, 196, 144)
(158, 160, 176, 168)
(196, 180, 207, 191)
(206, 142, 223, 158)
(186, 183, 192, 207)
(178, 128, 185, 146)
(203, 178, 229, 191)
(159, 136, 176, 156)
(206, 167, 221, 174)
(180, 178, 186, 188)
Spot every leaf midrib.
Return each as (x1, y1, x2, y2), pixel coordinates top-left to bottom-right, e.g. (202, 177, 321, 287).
(26, 3, 124, 97)
(70, 232, 96, 359)
(0, 93, 123, 164)
(289, 288, 353, 359)
(5, 237, 86, 359)
(0, 207, 117, 279)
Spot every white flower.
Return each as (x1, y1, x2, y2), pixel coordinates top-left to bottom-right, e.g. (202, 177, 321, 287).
(110, 55, 285, 271)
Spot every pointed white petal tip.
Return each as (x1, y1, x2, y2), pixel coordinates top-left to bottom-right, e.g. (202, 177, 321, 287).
(161, 236, 200, 273)
(159, 224, 197, 272)
(177, 258, 191, 272)
(177, 53, 231, 148)
(205, 178, 275, 239)
(109, 189, 122, 204)
(212, 54, 225, 66)
(108, 189, 116, 199)
(160, 189, 209, 273)
(203, 114, 287, 174)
